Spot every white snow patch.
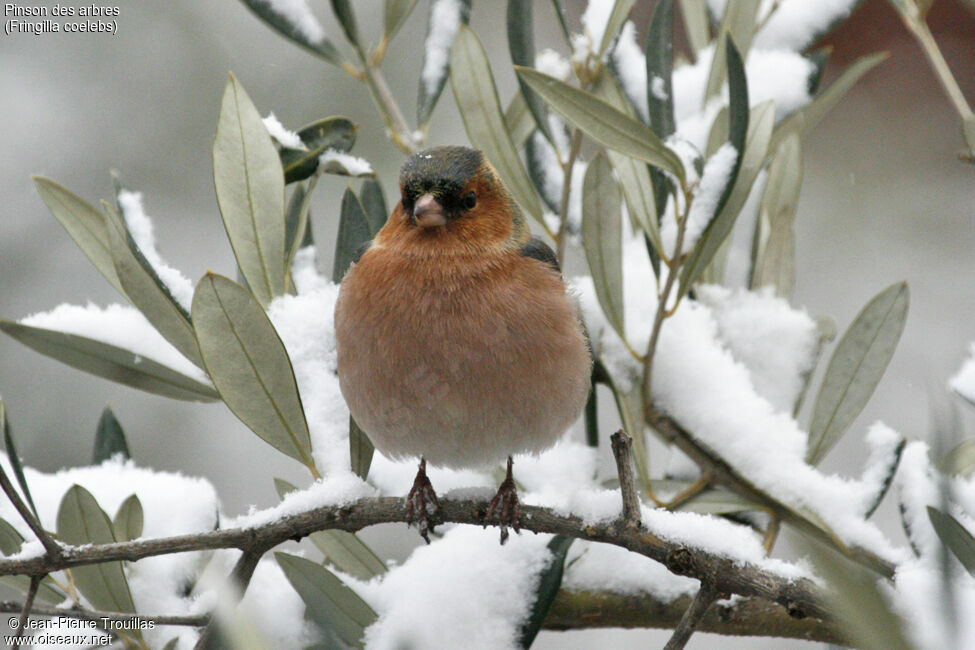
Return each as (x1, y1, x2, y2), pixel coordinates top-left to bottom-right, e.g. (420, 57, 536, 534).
(262, 0, 327, 45)
(117, 190, 196, 311)
(610, 21, 648, 123)
(535, 48, 571, 81)
(950, 342, 975, 404)
(263, 112, 305, 149)
(661, 143, 737, 256)
(319, 149, 373, 176)
(753, 0, 861, 51)
(421, 0, 465, 97)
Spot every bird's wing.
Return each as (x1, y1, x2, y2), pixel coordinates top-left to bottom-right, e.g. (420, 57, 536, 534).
(520, 236, 560, 274)
(352, 240, 373, 266)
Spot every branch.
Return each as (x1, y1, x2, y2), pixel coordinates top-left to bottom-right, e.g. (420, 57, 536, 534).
(0, 601, 208, 627)
(0, 462, 62, 560)
(543, 589, 846, 644)
(663, 581, 719, 650)
(10, 576, 39, 650)
(645, 405, 896, 578)
(0, 495, 831, 621)
(610, 430, 642, 527)
(194, 547, 268, 650)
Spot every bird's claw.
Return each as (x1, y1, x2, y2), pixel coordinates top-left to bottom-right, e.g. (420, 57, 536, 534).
(484, 457, 520, 544)
(405, 458, 441, 543)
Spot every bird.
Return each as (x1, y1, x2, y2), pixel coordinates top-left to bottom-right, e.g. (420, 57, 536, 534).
(334, 145, 592, 543)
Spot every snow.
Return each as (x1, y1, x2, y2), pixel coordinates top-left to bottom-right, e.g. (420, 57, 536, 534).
(117, 190, 196, 311)
(319, 149, 374, 177)
(562, 542, 697, 599)
(260, 0, 327, 45)
(535, 48, 571, 81)
(651, 76, 668, 101)
(950, 342, 975, 404)
(661, 143, 738, 256)
(610, 21, 649, 123)
(421, 0, 464, 97)
(263, 112, 305, 149)
(355, 526, 553, 650)
(231, 473, 377, 529)
(752, 0, 861, 51)
(580, 0, 616, 54)
(695, 284, 818, 413)
(20, 302, 209, 382)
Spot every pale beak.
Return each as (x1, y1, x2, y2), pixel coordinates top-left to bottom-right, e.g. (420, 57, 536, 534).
(413, 193, 446, 228)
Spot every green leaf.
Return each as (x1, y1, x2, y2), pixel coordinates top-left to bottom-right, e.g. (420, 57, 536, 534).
(383, 0, 419, 44)
(752, 133, 802, 296)
(359, 178, 389, 237)
(591, 71, 661, 255)
(751, 212, 795, 298)
(349, 415, 374, 480)
(704, 2, 760, 100)
(939, 439, 975, 477)
(284, 183, 310, 270)
(962, 117, 975, 161)
(507, 0, 554, 147)
(519, 535, 574, 648)
(0, 518, 24, 555)
(548, 0, 571, 42)
(333, 187, 372, 282)
(32, 176, 125, 297)
(678, 37, 750, 297)
(312, 529, 387, 581)
(862, 437, 905, 519)
(417, 0, 472, 127)
(646, 0, 675, 139)
(761, 133, 803, 226)
(276, 552, 377, 648)
(582, 154, 626, 342)
(451, 27, 544, 225)
(329, 0, 360, 49)
(281, 117, 358, 184)
(94, 406, 130, 463)
(192, 273, 316, 471)
(57, 485, 138, 615)
(2, 402, 38, 519)
(503, 91, 536, 150)
(0, 320, 219, 402)
(770, 52, 888, 154)
(598, 0, 637, 56)
(274, 477, 298, 498)
(807, 283, 910, 465)
(678, 0, 710, 54)
(113, 494, 144, 542)
(239, 0, 342, 64)
(928, 506, 975, 576)
(105, 208, 204, 368)
(516, 67, 685, 181)
(214, 73, 286, 306)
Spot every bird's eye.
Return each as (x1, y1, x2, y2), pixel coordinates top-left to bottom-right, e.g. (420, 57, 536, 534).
(463, 191, 477, 210)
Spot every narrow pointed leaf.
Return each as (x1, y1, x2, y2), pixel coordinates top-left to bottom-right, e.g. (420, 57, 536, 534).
(582, 154, 626, 341)
(281, 117, 358, 184)
(2, 403, 38, 519)
(704, 1, 759, 100)
(312, 529, 387, 581)
(751, 214, 795, 298)
(359, 179, 389, 236)
(333, 188, 372, 282)
(0, 518, 24, 555)
(508, 0, 554, 146)
(678, 37, 750, 297)
(516, 67, 685, 180)
(106, 211, 203, 367)
(939, 439, 975, 477)
(549, 0, 571, 42)
(57, 485, 138, 615)
(214, 74, 286, 305)
(32, 176, 125, 297)
(678, 0, 709, 54)
(761, 133, 803, 226)
(113, 494, 144, 542)
(771, 53, 888, 154)
(504, 91, 536, 150)
(94, 406, 130, 463)
(807, 283, 909, 465)
(0, 320, 219, 402)
(862, 438, 905, 518)
(519, 535, 574, 648)
(646, 0, 675, 139)
(928, 506, 975, 576)
(598, 0, 637, 56)
(329, 0, 360, 49)
(192, 273, 315, 469)
(417, 0, 472, 127)
(383, 0, 419, 43)
(276, 552, 377, 648)
(239, 0, 342, 64)
(349, 415, 374, 480)
(0, 518, 66, 602)
(284, 183, 309, 266)
(451, 27, 543, 224)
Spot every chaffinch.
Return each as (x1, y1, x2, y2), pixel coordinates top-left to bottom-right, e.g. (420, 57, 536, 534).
(334, 145, 592, 542)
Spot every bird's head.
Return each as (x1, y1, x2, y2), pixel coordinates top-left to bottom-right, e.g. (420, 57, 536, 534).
(378, 146, 529, 251)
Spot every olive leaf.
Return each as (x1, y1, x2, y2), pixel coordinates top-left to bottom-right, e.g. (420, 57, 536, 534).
(93, 405, 130, 464)
(239, 0, 342, 64)
(582, 153, 626, 342)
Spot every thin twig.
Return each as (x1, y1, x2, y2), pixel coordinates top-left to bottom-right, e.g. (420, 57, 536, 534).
(610, 430, 642, 528)
(193, 547, 269, 650)
(763, 514, 782, 554)
(663, 581, 720, 650)
(555, 129, 584, 265)
(359, 60, 419, 154)
(0, 495, 832, 621)
(0, 601, 209, 627)
(664, 474, 712, 510)
(0, 462, 61, 559)
(10, 575, 40, 650)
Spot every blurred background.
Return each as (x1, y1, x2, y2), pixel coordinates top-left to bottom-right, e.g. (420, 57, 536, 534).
(1, 1, 974, 647)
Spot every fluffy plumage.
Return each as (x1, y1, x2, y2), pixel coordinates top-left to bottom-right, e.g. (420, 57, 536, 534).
(335, 146, 591, 470)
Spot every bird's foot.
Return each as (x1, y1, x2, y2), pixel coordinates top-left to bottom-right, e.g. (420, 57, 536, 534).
(405, 458, 441, 543)
(485, 457, 520, 544)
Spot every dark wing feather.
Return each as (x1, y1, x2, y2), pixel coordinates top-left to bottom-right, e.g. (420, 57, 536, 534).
(520, 237, 560, 274)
